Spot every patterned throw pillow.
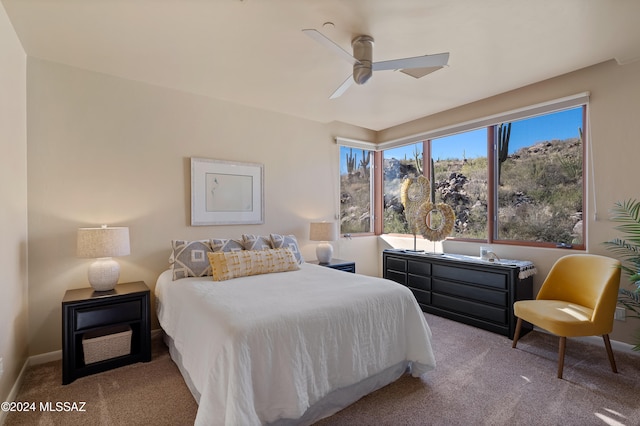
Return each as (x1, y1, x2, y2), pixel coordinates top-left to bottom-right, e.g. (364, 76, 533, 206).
(208, 248, 300, 281)
(241, 234, 273, 251)
(270, 234, 304, 264)
(211, 238, 245, 253)
(169, 240, 213, 280)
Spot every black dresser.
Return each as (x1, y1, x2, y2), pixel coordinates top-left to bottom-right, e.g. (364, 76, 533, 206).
(383, 249, 534, 339)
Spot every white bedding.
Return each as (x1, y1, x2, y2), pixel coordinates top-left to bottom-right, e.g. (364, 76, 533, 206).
(155, 263, 436, 425)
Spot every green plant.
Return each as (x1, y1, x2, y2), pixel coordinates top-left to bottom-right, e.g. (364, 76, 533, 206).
(497, 122, 511, 185)
(346, 148, 356, 174)
(359, 149, 370, 174)
(603, 199, 640, 351)
(413, 146, 423, 175)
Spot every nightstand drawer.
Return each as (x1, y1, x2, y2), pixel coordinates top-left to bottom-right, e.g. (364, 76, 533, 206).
(75, 300, 141, 330)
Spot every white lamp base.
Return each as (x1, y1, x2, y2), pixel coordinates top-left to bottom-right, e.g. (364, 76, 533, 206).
(316, 242, 333, 264)
(88, 257, 120, 291)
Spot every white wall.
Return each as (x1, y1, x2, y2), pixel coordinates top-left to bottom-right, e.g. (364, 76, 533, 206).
(25, 58, 375, 355)
(0, 2, 28, 404)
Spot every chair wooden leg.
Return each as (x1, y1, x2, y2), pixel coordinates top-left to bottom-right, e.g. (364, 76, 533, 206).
(603, 334, 618, 373)
(557, 336, 566, 379)
(512, 318, 522, 348)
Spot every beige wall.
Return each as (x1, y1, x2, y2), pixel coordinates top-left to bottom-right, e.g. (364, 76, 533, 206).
(379, 59, 640, 345)
(0, 3, 28, 404)
(23, 56, 640, 357)
(26, 58, 375, 355)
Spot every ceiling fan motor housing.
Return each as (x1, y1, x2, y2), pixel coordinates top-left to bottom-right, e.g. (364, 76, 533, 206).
(352, 35, 374, 85)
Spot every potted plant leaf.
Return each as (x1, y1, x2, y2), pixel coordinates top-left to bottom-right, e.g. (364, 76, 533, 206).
(604, 199, 640, 351)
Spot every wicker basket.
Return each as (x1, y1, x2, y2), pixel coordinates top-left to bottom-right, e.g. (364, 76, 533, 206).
(82, 325, 132, 364)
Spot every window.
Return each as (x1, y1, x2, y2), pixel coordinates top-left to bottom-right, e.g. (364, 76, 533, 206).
(383, 142, 424, 234)
(431, 129, 488, 239)
(371, 94, 587, 247)
(339, 146, 373, 234)
(495, 108, 584, 244)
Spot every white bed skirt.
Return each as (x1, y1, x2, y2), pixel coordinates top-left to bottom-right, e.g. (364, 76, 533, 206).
(163, 332, 409, 425)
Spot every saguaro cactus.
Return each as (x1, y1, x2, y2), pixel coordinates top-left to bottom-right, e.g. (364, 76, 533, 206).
(498, 122, 511, 185)
(359, 149, 370, 173)
(346, 148, 356, 174)
(413, 146, 423, 175)
(430, 158, 436, 203)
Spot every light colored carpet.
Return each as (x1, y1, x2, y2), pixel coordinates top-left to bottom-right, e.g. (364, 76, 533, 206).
(4, 336, 197, 426)
(5, 313, 640, 425)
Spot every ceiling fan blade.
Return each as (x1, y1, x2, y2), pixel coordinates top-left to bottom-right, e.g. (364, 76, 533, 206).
(399, 66, 444, 79)
(302, 29, 360, 65)
(329, 74, 355, 99)
(372, 52, 449, 71)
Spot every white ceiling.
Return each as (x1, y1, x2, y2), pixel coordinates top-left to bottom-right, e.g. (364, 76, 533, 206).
(3, 0, 640, 131)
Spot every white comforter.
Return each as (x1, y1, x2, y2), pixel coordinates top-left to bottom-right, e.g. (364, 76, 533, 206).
(156, 263, 435, 425)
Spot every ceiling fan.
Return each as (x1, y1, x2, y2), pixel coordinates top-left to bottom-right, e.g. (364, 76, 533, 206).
(302, 28, 450, 99)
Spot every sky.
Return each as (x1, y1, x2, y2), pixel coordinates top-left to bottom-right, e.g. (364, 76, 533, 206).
(340, 106, 583, 172)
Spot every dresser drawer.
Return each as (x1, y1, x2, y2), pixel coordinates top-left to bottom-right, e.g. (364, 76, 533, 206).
(432, 278, 506, 306)
(75, 300, 141, 330)
(408, 260, 431, 276)
(386, 256, 407, 272)
(432, 264, 507, 290)
(410, 287, 431, 306)
(432, 293, 507, 325)
(385, 269, 407, 285)
(408, 274, 431, 291)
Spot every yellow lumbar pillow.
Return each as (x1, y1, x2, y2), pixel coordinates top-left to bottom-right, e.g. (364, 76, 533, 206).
(208, 247, 300, 281)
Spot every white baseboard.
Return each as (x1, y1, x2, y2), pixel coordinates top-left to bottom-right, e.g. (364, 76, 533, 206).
(1, 327, 166, 425)
(533, 326, 639, 356)
(0, 356, 30, 426)
(580, 335, 638, 355)
(26, 329, 163, 366)
(29, 350, 62, 365)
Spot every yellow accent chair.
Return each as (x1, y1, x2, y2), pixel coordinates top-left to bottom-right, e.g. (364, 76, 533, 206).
(512, 254, 621, 379)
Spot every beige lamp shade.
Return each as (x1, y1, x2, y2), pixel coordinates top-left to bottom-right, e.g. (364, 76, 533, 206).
(309, 222, 338, 242)
(310, 222, 338, 264)
(77, 226, 130, 258)
(77, 226, 130, 291)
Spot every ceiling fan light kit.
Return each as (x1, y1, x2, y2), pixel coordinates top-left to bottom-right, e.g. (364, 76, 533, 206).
(303, 28, 449, 99)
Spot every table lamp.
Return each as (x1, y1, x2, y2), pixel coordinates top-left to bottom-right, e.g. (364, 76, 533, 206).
(309, 222, 338, 264)
(77, 225, 130, 291)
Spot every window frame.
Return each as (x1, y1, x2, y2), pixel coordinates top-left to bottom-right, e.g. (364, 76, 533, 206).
(337, 93, 588, 249)
(337, 143, 376, 237)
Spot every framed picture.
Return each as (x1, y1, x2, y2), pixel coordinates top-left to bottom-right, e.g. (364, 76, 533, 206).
(191, 157, 264, 226)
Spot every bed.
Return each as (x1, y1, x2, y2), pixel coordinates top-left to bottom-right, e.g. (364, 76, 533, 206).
(156, 258, 436, 425)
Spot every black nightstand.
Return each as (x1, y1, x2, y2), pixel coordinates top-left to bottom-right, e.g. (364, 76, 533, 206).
(62, 281, 151, 384)
(310, 258, 356, 273)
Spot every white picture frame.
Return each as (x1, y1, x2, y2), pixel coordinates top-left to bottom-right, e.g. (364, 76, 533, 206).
(191, 157, 264, 226)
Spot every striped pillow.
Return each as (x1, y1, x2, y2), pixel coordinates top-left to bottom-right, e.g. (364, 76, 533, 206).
(208, 248, 300, 281)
